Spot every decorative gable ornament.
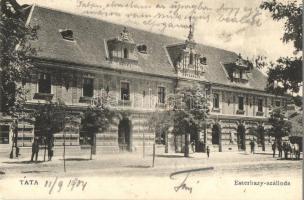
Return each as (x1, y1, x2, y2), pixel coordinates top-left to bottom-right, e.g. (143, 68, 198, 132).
(117, 27, 134, 43)
(166, 17, 207, 79)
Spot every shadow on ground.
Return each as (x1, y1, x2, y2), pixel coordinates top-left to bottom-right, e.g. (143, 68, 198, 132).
(58, 158, 91, 161)
(276, 158, 302, 161)
(2, 160, 44, 164)
(124, 165, 151, 168)
(156, 154, 193, 158)
(253, 152, 273, 155)
(21, 170, 50, 174)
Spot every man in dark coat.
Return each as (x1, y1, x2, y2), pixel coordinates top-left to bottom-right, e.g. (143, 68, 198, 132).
(272, 142, 276, 158)
(30, 137, 39, 162)
(47, 135, 54, 161)
(250, 140, 255, 154)
(278, 141, 282, 158)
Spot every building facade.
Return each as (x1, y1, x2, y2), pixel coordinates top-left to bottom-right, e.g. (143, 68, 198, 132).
(0, 3, 288, 156)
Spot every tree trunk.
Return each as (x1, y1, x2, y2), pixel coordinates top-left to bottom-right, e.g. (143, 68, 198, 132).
(165, 131, 168, 153)
(184, 132, 189, 157)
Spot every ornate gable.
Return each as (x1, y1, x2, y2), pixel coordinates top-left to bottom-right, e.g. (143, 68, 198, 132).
(166, 18, 207, 79)
(106, 27, 138, 65)
(223, 54, 253, 83)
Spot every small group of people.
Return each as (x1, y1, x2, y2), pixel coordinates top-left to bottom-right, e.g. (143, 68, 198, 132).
(272, 140, 301, 160)
(30, 135, 54, 162)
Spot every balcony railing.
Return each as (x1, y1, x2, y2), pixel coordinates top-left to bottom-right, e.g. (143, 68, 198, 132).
(118, 100, 132, 107)
(236, 110, 245, 115)
(256, 111, 264, 116)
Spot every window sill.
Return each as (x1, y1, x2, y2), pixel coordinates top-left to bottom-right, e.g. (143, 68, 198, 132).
(236, 110, 245, 115)
(33, 93, 53, 101)
(256, 111, 264, 116)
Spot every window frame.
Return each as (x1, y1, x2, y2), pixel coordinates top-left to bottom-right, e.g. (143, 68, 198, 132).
(257, 98, 263, 112)
(120, 81, 130, 101)
(238, 96, 244, 111)
(213, 93, 220, 109)
(38, 73, 52, 94)
(157, 86, 166, 104)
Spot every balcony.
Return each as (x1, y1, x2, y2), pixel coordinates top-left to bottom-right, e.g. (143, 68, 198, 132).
(79, 96, 93, 104)
(236, 110, 245, 115)
(256, 111, 264, 116)
(156, 103, 166, 109)
(33, 93, 54, 101)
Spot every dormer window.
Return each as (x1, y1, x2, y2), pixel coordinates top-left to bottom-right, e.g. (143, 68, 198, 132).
(59, 29, 74, 41)
(200, 57, 207, 65)
(137, 44, 147, 54)
(106, 27, 138, 64)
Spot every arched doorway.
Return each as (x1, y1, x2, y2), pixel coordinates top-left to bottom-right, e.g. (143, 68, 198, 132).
(118, 118, 132, 151)
(237, 124, 246, 150)
(212, 124, 220, 145)
(212, 123, 222, 152)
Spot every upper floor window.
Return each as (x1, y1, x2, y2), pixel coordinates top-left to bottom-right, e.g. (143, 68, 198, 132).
(213, 93, 219, 109)
(38, 73, 51, 94)
(238, 96, 244, 111)
(275, 100, 281, 107)
(83, 78, 94, 97)
(258, 99, 263, 112)
(158, 87, 166, 104)
(240, 70, 243, 79)
(121, 82, 130, 101)
(189, 52, 194, 65)
(123, 48, 129, 59)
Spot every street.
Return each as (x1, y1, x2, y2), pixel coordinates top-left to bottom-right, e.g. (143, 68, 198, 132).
(0, 151, 302, 200)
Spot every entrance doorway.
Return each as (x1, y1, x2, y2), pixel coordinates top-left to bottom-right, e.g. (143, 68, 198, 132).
(118, 118, 132, 151)
(237, 124, 246, 150)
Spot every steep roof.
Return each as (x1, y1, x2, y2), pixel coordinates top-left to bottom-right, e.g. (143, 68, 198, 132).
(27, 5, 268, 91)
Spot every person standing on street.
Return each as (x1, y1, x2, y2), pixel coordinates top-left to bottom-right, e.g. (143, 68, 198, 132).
(47, 135, 54, 161)
(206, 146, 210, 158)
(272, 142, 276, 158)
(30, 136, 40, 162)
(250, 140, 255, 154)
(278, 141, 282, 158)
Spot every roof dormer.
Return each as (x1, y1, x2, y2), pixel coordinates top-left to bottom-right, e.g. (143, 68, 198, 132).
(106, 27, 138, 65)
(223, 54, 253, 83)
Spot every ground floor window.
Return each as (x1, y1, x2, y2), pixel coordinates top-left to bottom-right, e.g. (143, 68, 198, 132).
(0, 125, 9, 144)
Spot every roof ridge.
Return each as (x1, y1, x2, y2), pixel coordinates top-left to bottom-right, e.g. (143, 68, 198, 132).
(31, 4, 240, 55)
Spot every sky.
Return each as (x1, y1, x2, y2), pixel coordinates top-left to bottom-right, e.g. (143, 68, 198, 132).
(18, 0, 296, 71)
